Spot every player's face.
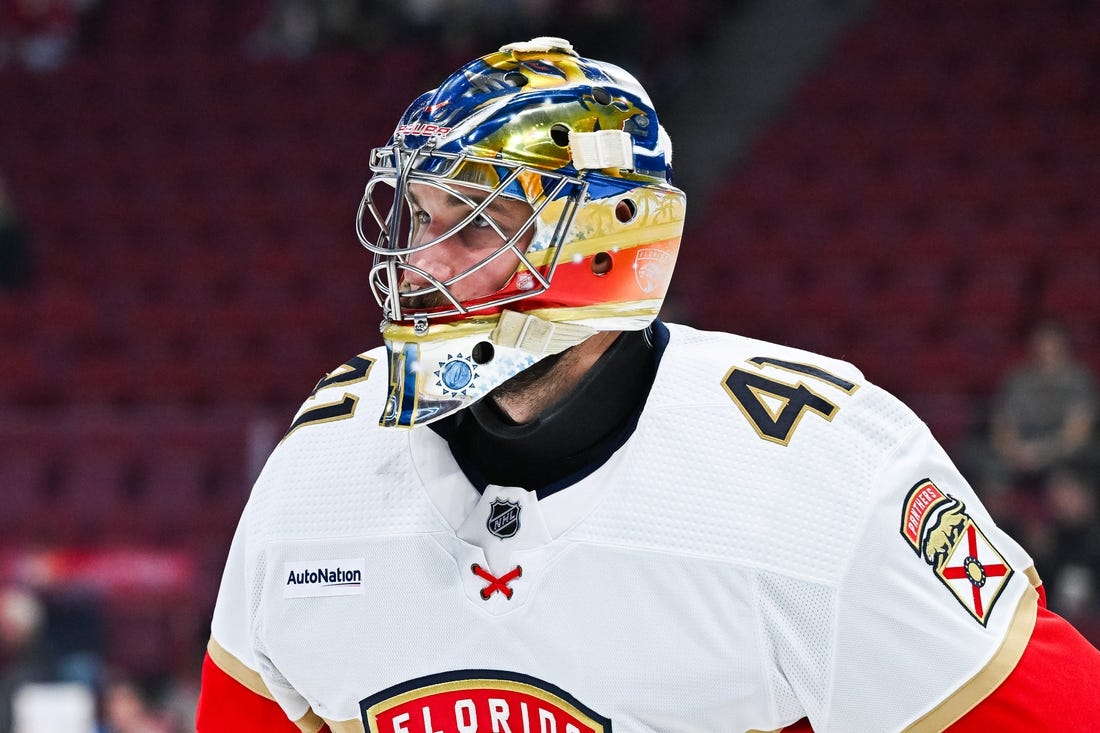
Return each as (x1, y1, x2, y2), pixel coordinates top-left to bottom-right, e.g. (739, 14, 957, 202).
(399, 181, 534, 310)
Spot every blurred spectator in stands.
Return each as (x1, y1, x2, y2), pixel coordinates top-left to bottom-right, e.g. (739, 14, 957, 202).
(0, 0, 79, 72)
(156, 671, 198, 733)
(312, 0, 380, 52)
(1031, 467, 1100, 645)
(100, 677, 172, 733)
(382, 0, 553, 54)
(245, 0, 655, 68)
(385, 0, 471, 50)
(0, 586, 53, 733)
(245, 0, 391, 59)
(992, 321, 1098, 485)
(243, 0, 320, 59)
(966, 320, 1099, 502)
(0, 173, 33, 291)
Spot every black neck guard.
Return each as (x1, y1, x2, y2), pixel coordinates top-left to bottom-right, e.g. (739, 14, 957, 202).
(431, 322, 669, 498)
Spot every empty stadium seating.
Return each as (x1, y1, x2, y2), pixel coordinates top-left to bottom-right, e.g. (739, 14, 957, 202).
(686, 0, 1099, 444)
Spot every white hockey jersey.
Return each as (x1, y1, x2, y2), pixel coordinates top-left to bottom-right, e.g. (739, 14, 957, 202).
(207, 323, 1039, 733)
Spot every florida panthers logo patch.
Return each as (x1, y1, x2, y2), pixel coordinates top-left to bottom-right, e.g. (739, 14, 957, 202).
(360, 670, 611, 733)
(901, 478, 1014, 626)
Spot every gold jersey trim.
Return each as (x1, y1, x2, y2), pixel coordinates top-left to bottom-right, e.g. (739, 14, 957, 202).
(294, 711, 327, 733)
(207, 637, 275, 701)
(206, 637, 327, 733)
(323, 718, 365, 733)
(1024, 564, 1042, 589)
(902, 585, 1038, 732)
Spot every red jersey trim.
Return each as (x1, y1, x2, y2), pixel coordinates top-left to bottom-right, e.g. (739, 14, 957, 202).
(199, 638, 329, 733)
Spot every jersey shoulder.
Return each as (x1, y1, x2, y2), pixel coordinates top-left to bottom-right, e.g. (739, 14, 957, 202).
(595, 323, 930, 568)
(664, 321, 862, 375)
(284, 345, 390, 438)
(656, 322, 925, 456)
(243, 345, 441, 545)
(658, 321, 875, 401)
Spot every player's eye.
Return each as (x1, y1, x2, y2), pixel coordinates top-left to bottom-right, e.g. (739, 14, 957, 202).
(413, 210, 431, 226)
(469, 214, 492, 229)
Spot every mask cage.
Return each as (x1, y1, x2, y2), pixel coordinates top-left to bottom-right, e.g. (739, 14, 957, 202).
(357, 143, 587, 325)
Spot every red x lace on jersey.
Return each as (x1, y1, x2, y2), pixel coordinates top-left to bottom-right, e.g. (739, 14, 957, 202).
(471, 563, 523, 600)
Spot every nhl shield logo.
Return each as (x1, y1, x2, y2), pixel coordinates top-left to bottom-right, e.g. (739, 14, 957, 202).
(487, 499, 521, 539)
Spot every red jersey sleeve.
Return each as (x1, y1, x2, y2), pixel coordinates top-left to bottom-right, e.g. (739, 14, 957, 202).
(197, 649, 330, 733)
(944, 601, 1100, 731)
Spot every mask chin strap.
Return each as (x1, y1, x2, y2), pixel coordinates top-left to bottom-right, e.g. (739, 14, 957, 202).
(490, 310, 596, 358)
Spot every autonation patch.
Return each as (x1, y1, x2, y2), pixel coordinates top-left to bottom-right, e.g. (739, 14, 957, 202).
(283, 558, 366, 598)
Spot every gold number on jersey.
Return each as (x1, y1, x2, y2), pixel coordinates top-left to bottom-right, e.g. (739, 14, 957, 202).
(723, 357, 858, 445)
(283, 354, 376, 439)
(311, 354, 376, 395)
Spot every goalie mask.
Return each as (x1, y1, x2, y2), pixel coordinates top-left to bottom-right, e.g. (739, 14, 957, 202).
(357, 37, 686, 428)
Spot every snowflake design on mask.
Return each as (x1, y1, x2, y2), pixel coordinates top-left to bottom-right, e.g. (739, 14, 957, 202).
(434, 354, 480, 396)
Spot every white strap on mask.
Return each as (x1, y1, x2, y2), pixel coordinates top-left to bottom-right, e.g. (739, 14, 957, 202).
(570, 129, 634, 171)
(491, 310, 596, 356)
